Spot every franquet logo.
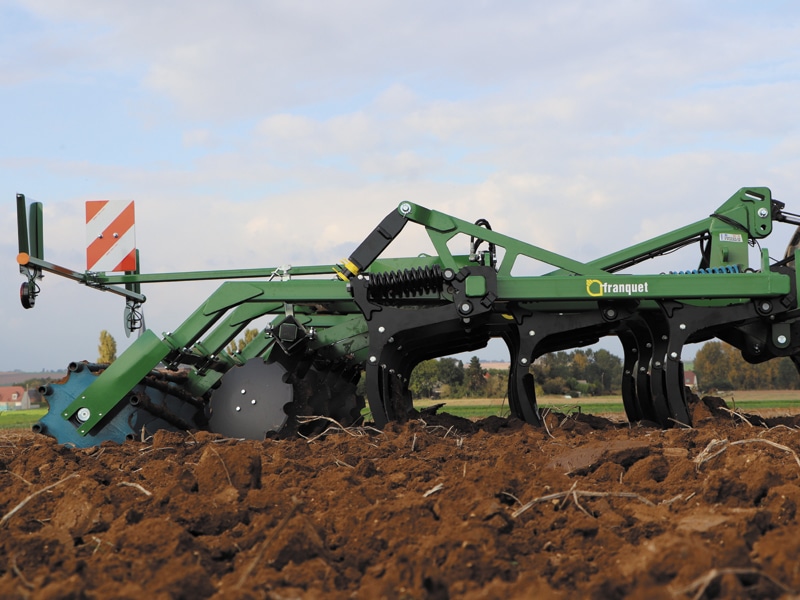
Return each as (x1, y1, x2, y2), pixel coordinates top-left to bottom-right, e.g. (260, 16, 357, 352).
(586, 279, 650, 297)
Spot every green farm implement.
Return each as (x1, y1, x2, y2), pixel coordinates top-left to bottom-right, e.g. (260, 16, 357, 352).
(15, 188, 800, 447)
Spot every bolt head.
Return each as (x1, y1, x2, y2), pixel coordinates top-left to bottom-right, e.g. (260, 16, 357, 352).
(758, 207, 769, 218)
(778, 335, 788, 344)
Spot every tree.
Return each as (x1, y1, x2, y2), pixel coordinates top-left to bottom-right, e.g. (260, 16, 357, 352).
(694, 341, 734, 391)
(542, 376, 568, 395)
(437, 357, 465, 388)
(531, 348, 623, 396)
(571, 350, 590, 381)
(465, 356, 486, 396)
(98, 330, 117, 364)
(694, 340, 800, 391)
(484, 368, 509, 398)
(776, 358, 800, 389)
(536, 351, 572, 381)
(226, 328, 260, 355)
(409, 359, 440, 398)
(589, 349, 623, 394)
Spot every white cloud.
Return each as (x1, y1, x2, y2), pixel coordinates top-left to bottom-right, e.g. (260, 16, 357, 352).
(181, 129, 215, 148)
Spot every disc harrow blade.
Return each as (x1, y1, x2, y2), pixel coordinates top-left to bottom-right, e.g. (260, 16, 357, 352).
(207, 359, 292, 439)
(207, 357, 365, 440)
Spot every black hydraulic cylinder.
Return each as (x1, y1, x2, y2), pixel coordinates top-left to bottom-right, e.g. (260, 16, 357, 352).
(344, 210, 408, 276)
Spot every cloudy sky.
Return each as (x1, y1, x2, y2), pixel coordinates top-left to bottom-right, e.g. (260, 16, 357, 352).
(2, 0, 800, 371)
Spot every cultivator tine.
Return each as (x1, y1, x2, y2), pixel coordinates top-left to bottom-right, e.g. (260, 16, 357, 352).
(639, 312, 681, 426)
(502, 303, 642, 425)
(501, 323, 539, 425)
(507, 358, 541, 425)
(363, 308, 492, 424)
(618, 329, 644, 422)
(625, 320, 658, 424)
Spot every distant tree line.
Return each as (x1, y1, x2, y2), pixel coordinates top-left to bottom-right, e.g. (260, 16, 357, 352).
(693, 340, 800, 391)
(531, 348, 623, 396)
(408, 348, 624, 399)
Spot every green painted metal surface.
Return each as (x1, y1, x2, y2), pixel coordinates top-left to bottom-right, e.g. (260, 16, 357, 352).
(62, 330, 172, 435)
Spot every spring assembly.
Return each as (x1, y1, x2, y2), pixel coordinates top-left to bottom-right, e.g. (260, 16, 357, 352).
(670, 265, 742, 275)
(368, 265, 443, 299)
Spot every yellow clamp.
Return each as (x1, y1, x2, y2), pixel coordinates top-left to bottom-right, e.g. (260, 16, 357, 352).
(334, 258, 360, 281)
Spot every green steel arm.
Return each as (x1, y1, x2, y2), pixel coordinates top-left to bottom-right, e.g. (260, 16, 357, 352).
(398, 203, 611, 277)
(97, 264, 340, 284)
(18, 254, 147, 303)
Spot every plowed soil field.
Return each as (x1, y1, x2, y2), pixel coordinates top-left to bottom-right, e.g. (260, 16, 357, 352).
(3, 393, 800, 599)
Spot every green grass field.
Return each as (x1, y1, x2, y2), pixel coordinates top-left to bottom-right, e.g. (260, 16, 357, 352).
(0, 408, 47, 430)
(415, 391, 800, 420)
(4, 390, 800, 431)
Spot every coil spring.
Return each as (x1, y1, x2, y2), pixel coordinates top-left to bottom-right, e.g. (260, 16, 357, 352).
(669, 265, 741, 275)
(368, 265, 443, 299)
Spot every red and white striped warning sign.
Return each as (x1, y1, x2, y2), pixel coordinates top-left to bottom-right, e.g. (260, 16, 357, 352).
(86, 200, 137, 272)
